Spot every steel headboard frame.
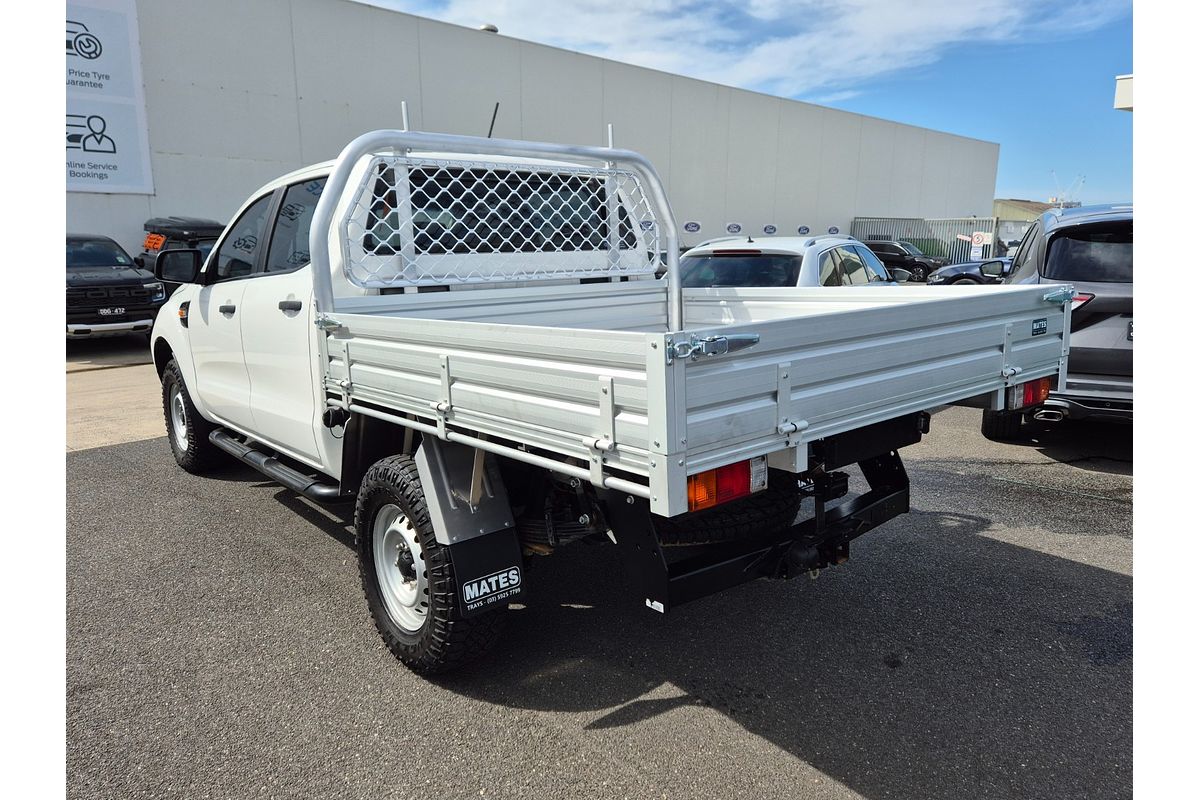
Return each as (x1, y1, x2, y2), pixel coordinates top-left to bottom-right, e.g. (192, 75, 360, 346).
(310, 130, 683, 330)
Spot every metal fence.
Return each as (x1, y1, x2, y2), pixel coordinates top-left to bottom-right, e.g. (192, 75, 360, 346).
(851, 216, 1000, 264)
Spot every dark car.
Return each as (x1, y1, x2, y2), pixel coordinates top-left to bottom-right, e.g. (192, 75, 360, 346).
(863, 240, 947, 282)
(136, 216, 225, 294)
(67, 235, 167, 338)
(979, 204, 1132, 439)
(926, 257, 1011, 285)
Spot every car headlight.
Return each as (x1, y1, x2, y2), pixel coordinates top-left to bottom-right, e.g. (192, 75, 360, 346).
(144, 281, 166, 301)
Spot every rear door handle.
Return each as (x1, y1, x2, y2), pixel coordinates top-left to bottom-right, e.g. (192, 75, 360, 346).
(219, 304, 236, 315)
(278, 300, 303, 312)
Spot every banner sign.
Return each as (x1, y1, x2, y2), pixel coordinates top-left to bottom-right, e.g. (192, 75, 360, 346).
(66, 0, 154, 194)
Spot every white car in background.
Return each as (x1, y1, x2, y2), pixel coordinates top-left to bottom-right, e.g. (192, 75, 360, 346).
(680, 235, 912, 288)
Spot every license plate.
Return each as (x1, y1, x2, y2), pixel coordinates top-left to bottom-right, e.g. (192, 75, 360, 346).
(98, 307, 125, 316)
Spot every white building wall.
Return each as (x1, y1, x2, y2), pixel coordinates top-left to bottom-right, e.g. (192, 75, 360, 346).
(68, 0, 1000, 254)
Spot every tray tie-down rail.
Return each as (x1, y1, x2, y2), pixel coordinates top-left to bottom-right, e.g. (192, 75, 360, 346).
(602, 412, 925, 613)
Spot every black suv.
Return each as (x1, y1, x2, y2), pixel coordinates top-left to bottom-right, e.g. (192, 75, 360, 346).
(980, 204, 1132, 439)
(67, 235, 167, 338)
(863, 240, 947, 282)
(136, 216, 225, 294)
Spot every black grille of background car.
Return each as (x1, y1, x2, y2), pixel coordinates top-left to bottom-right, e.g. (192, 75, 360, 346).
(67, 285, 155, 308)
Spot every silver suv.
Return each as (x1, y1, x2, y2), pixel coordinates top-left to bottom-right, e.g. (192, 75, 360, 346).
(980, 204, 1132, 439)
(680, 234, 909, 288)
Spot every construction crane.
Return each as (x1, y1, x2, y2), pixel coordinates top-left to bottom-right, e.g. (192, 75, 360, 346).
(1049, 170, 1086, 208)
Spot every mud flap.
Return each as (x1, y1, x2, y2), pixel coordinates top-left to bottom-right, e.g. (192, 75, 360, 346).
(449, 529, 525, 618)
(412, 437, 523, 618)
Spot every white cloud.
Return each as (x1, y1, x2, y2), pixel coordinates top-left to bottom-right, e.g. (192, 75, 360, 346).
(365, 0, 1129, 99)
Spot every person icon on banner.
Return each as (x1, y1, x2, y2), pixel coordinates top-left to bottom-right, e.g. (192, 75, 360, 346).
(81, 115, 116, 154)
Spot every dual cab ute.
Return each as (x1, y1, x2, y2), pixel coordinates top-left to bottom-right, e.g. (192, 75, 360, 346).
(151, 131, 1074, 673)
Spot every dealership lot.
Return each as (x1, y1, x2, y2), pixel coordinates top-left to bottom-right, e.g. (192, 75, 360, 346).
(66, 354, 1130, 800)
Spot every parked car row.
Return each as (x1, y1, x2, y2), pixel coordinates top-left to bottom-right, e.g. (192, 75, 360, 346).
(68, 203, 1132, 442)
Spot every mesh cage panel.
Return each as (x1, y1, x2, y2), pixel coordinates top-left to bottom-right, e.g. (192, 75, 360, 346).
(341, 155, 663, 288)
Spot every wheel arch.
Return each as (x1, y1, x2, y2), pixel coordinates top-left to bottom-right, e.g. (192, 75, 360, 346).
(152, 336, 173, 377)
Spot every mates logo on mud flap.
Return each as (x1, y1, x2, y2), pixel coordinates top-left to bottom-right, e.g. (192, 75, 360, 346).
(462, 566, 522, 612)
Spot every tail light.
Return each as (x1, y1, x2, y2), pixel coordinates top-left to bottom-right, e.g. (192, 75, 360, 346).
(687, 456, 768, 512)
(1071, 293, 1094, 311)
(1008, 376, 1053, 409)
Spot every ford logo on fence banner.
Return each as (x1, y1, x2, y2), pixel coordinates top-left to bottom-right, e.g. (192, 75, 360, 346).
(726, 223, 742, 234)
(797, 225, 810, 235)
(683, 221, 701, 233)
(763, 224, 777, 235)
(828, 226, 839, 234)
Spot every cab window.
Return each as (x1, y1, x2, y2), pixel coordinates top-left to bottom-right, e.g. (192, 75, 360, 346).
(211, 194, 273, 281)
(265, 178, 327, 273)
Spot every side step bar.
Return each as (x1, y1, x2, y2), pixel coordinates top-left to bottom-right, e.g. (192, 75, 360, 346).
(209, 429, 350, 504)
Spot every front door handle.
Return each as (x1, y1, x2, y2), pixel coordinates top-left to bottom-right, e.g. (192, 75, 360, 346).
(278, 300, 303, 312)
(219, 304, 236, 315)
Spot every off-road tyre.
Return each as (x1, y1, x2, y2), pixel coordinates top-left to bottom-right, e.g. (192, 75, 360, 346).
(161, 359, 223, 473)
(355, 455, 505, 674)
(981, 409, 1024, 441)
(653, 470, 804, 546)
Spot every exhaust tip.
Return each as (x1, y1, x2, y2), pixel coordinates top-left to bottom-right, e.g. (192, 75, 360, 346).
(1033, 409, 1065, 423)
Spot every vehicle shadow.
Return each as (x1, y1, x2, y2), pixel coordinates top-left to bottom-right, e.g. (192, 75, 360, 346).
(434, 509, 1132, 800)
(219, 460, 1131, 797)
(66, 336, 152, 369)
(1014, 419, 1132, 476)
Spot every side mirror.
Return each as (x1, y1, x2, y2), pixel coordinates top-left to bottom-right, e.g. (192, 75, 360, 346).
(133, 255, 145, 268)
(980, 260, 1006, 278)
(889, 268, 912, 283)
(155, 248, 203, 284)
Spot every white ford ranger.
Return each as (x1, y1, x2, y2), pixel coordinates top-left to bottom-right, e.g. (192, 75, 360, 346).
(151, 130, 1074, 674)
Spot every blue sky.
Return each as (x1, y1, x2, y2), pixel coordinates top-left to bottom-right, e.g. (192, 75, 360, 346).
(371, 0, 1132, 204)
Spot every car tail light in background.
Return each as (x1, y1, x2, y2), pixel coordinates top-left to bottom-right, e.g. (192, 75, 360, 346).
(1008, 376, 1054, 409)
(687, 456, 769, 512)
(1071, 292, 1095, 311)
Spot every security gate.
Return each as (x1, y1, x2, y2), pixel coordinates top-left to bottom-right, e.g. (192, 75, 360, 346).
(851, 217, 1000, 264)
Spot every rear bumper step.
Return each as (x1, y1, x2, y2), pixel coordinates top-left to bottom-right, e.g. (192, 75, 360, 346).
(209, 429, 350, 503)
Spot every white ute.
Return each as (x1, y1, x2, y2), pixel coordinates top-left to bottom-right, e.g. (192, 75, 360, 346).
(151, 130, 1073, 673)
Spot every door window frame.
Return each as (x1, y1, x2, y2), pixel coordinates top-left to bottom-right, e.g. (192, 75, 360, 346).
(261, 176, 329, 277)
(817, 246, 843, 286)
(204, 189, 283, 285)
(834, 245, 871, 285)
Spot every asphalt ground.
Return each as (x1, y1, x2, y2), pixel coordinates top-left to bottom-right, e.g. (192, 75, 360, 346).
(66, 363, 1131, 799)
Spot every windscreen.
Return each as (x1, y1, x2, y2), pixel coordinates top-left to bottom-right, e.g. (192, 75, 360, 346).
(1043, 221, 1132, 283)
(67, 240, 132, 268)
(899, 242, 923, 256)
(680, 254, 804, 288)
